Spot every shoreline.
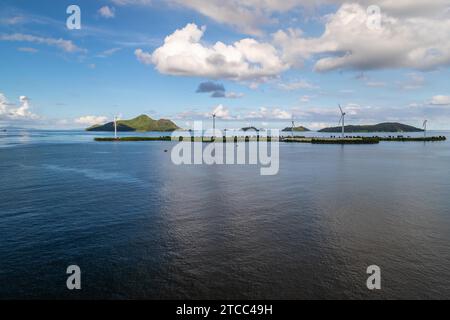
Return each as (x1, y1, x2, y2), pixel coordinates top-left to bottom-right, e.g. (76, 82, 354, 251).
(94, 136, 447, 144)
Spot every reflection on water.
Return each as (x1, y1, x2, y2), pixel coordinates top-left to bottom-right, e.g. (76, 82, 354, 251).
(0, 131, 449, 299)
(42, 164, 145, 184)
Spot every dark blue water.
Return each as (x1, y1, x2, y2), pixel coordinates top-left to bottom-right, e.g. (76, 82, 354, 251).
(1, 130, 450, 299)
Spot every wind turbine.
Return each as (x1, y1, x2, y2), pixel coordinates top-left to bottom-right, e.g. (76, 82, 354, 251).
(338, 104, 346, 139)
(291, 116, 295, 138)
(113, 116, 118, 139)
(423, 120, 428, 138)
(212, 113, 216, 138)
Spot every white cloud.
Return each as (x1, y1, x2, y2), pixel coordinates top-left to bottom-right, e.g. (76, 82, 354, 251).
(0, 93, 39, 120)
(0, 33, 85, 53)
(96, 47, 121, 58)
(366, 81, 386, 88)
(99, 6, 116, 18)
(170, 0, 275, 36)
(0, 16, 25, 25)
(246, 107, 292, 120)
(225, 92, 245, 99)
(173, 101, 450, 128)
(136, 23, 288, 82)
(0, 93, 8, 116)
(211, 104, 233, 119)
(74, 115, 108, 126)
(111, 0, 151, 5)
(273, 3, 450, 72)
(175, 105, 294, 121)
(174, 105, 236, 120)
(278, 79, 318, 90)
(170, 1, 450, 35)
(430, 95, 450, 105)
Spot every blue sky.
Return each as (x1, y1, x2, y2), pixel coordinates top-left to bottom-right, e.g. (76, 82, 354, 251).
(1, 0, 450, 130)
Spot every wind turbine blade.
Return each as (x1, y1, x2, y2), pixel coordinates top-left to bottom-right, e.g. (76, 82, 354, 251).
(338, 104, 343, 115)
(338, 115, 343, 125)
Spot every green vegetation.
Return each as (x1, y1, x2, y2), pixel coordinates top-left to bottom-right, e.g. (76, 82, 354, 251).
(282, 137, 311, 143)
(94, 136, 172, 142)
(87, 114, 180, 132)
(319, 122, 423, 133)
(282, 126, 310, 132)
(311, 137, 380, 144)
(241, 126, 260, 132)
(378, 136, 446, 142)
(94, 135, 446, 144)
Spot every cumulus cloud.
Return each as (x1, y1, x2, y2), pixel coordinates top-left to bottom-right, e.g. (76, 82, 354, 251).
(134, 2, 450, 78)
(0, 33, 85, 53)
(170, 0, 450, 35)
(430, 95, 450, 105)
(246, 107, 292, 120)
(99, 6, 116, 18)
(212, 104, 233, 119)
(74, 115, 108, 126)
(274, 3, 450, 72)
(0, 93, 39, 121)
(170, 0, 276, 36)
(169, 0, 334, 35)
(136, 23, 288, 82)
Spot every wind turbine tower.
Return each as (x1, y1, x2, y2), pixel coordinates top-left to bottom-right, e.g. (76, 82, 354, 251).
(114, 116, 118, 139)
(212, 113, 216, 139)
(423, 120, 428, 138)
(338, 104, 346, 139)
(291, 116, 295, 139)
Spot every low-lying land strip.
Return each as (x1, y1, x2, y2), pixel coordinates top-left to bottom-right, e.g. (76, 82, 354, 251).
(94, 135, 446, 144)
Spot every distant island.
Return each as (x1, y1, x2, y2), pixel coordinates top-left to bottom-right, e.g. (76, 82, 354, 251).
(282, 126, 310, 132)
(241, 126, 260, 132)
(86, 114, 180, 132)
(319, 122, 423, 133)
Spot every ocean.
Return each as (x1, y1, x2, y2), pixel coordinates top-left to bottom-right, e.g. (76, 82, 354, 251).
(1, 129, 449, 299)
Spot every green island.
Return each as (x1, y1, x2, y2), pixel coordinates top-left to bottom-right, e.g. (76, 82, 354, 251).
(241, 126, 260, 132)
(319, 122, 423, 133)
(282, 126, 311, 132)
(87, 114, 179, 132)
